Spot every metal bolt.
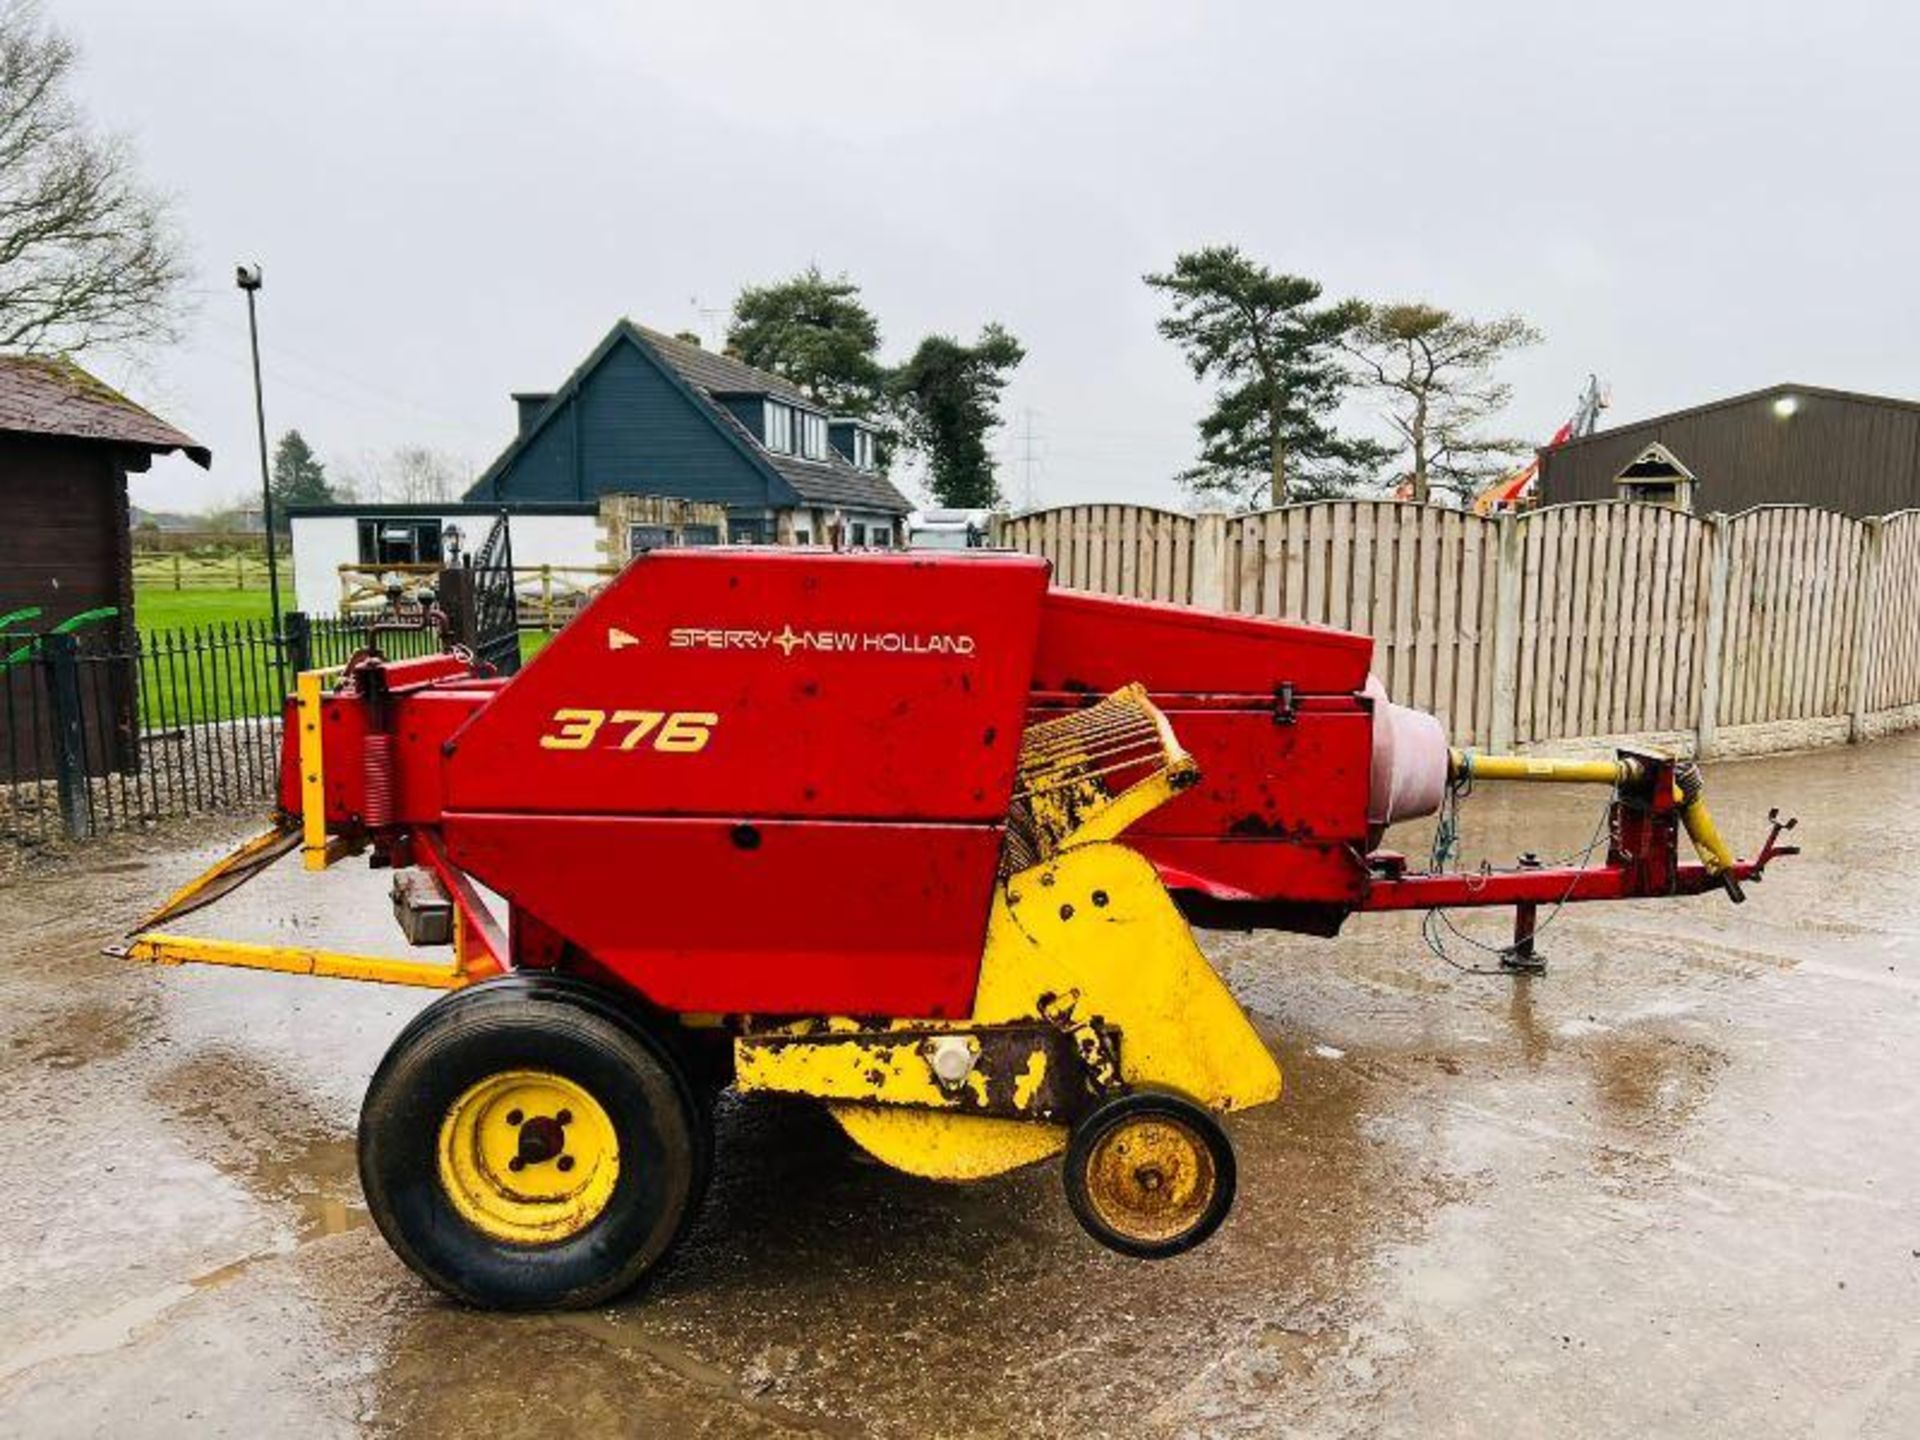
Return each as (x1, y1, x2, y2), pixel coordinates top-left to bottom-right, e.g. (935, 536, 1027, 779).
(508, 1156, 525, 1172)
(556, 1109, 573, 1126)
(1059, 903, 1075, 920)
(557, 1155, 576, 1173)
(1091, 890, 1109, 908)
(506, 1109, 524, 1126)
(926, 1036, 978, 1091)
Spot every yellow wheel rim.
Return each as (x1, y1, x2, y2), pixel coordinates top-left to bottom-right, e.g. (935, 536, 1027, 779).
(1082, 1113, 1217, 1247)
(436, 1069, 620, 1245)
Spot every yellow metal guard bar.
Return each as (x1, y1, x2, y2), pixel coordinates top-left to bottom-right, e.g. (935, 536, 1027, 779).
(133, 821, 300, 932)
(120, 933, 476, 989)
(296, 668, 335, 871)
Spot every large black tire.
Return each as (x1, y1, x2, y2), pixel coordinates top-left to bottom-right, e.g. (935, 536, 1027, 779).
(359, 974, 708, 1310)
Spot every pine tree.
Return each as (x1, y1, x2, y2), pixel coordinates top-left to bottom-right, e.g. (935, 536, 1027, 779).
(1346, 304, 1542, 505)
(727, 266, 887, 417)
(887, 325, 1025, 508)
(269, 430, 333, 525)
(1146, 246, 1385, 506)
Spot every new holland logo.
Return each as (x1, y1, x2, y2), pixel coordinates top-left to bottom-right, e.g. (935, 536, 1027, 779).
(668, 625, 977, 658)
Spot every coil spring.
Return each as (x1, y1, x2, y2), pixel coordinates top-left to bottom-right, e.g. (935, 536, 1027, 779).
(362, 732, 396, 829)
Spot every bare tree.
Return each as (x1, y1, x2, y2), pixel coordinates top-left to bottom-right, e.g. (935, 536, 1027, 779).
(1346, 304, 1542, 505)
(0, 1, 187, 353)
(380, 446, 467, 504)
(335, 444, 470, 503)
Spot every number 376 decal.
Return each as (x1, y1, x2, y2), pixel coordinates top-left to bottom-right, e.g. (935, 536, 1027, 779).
(537, 708, 718, 753)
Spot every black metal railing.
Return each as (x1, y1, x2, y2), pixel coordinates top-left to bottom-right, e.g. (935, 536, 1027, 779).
(1, 612, 452, 850)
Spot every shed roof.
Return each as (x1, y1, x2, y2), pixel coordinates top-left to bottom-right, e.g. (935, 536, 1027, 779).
(0, 354, 210, 467)
(1615, 442, 1697, 483)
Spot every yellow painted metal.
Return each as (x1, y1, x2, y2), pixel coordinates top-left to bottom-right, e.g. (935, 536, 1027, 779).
(823, 842, 1283, 1182)
(1009, 683, 1198, 864)
(132, 820, 299, 932)
(124, 932, 472, 989)
(1080, 1109, 1219, 1247)
(1677, 790, 1737, 876)
(296, 669, 332, 872)
(833, 1109, 1067, 1182)
(737, 1031, 1002, 1111)
(1449, 749, 1640, 786)
(436, 1069, 620, 1245)
(1451, 747, 1742, 876)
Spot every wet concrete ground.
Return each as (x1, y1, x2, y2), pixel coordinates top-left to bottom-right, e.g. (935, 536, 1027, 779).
(1, 737, 1917, 1437)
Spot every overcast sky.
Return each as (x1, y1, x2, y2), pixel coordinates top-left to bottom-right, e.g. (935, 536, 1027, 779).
(55, 0, 1917, 515)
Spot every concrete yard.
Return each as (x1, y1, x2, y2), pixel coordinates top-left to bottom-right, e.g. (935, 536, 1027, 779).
(2, 736, 1917, 1437)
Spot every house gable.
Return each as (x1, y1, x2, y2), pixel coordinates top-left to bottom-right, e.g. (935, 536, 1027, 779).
(467, 325, 798, 508)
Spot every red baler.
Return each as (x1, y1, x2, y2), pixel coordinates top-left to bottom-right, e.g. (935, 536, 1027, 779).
(127, 549, 1795, 1308)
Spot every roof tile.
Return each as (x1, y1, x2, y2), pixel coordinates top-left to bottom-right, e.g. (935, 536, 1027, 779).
(0, 355, 209, 467)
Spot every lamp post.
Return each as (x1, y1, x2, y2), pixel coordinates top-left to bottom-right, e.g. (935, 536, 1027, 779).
(235, 263, 283, 641)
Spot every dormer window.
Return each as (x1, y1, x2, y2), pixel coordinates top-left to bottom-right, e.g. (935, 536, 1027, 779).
(850, 427, 877, 471)
(1613, 442, 1697, 512)
(763, 400, 828, 460)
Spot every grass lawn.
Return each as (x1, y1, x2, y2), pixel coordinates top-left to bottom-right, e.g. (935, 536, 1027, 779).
(120, 583, 556, 721)
(133, 584, 292, 633)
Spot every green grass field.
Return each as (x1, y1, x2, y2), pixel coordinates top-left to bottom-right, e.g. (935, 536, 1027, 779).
(120, 583, 552, 721)
(133, 583, 292, 633)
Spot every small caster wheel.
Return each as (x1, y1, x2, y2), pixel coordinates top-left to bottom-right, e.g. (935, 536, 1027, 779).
(1063, 1090, 1236, 1259)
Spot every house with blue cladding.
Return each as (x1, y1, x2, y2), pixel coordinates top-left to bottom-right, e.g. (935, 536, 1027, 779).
(465, 320, 910, 547)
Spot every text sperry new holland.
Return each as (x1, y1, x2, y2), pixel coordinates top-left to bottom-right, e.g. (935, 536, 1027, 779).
(668, 625, 978, 657)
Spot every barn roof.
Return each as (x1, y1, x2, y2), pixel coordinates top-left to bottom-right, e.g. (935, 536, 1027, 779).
(1546, 383, 1920, 458)
(0, 355, 210, 467)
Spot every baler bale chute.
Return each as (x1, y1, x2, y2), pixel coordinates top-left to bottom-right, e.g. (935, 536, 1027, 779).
(119, 549, 1798, 1309)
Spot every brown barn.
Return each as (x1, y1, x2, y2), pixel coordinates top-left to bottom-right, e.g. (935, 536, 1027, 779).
(1538, 384, 1920, 518)
(0, 356, 208, 788)
(0, 355, 210, 638)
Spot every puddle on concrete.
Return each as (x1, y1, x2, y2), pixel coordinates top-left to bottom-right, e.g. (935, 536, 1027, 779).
(149, 1046, 371, 1241)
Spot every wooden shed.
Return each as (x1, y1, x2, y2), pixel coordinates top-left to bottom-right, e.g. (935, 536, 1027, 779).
(1537, 384, 1920, 517)
(0, 356, 208, 786)
(0, 355, 210, 640)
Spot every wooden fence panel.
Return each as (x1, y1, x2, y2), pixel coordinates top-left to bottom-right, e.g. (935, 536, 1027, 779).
(996, 506, 1197, 603)
(1867, 511, 1920, 712)
(1718, 508, 1868, 725)
(996, 499, 1907, 751)
(1507, 504, 1708, 743)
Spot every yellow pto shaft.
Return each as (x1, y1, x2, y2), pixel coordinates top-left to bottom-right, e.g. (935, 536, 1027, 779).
(1447, 748, 1741, 890)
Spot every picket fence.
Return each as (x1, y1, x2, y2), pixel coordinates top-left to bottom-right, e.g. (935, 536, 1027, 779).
(991, 501, 1920, 755)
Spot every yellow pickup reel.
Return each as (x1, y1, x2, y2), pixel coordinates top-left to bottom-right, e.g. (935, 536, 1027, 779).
(735, 684, 1283, 1257)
